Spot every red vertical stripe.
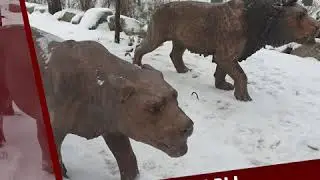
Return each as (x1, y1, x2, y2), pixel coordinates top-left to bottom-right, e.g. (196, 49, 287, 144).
(0, 9, 3, 26)
(18, 0, 62, 179)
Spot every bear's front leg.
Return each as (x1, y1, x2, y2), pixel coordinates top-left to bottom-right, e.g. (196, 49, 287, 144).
(103, 133, 139, 180)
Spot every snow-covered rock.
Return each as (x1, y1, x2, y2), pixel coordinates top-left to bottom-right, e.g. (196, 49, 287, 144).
(25, 2, 38, 14)
(71, 12, 85, 24)
(79, 8, 113, 30)
(287, 42, 320, 61)
(53, 8, 84, 23)
(33, 5, 48, 14)
(107, 15, 146, 37)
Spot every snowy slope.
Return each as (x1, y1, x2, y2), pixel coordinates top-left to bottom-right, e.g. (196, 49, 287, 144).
(28, 11, 320, 180)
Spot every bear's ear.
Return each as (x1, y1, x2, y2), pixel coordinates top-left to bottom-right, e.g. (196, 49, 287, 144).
(108, 75, 136, 103)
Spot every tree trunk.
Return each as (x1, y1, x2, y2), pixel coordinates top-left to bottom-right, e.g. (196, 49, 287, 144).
(47, 0, 62, 15)
(211, 0, 223, 2)
(115, 0, 121, 44)
(80, 0, 94, 11)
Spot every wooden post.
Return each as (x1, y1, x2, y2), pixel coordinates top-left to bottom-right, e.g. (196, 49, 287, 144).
(115, 0, 121, 44)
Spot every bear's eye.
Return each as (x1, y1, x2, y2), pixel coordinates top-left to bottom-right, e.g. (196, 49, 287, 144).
(148, 102, 165, 114)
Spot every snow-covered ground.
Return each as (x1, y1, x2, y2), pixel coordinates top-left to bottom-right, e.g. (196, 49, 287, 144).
(1, 105, 56, 180)
(28, 9, 320, 180)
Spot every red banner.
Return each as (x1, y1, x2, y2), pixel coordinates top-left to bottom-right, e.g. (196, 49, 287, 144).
(167, 160, 320, 180)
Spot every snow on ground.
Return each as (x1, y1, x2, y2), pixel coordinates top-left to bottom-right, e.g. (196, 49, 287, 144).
(1, 104, 56, 180)
(28, 11, 320, 180)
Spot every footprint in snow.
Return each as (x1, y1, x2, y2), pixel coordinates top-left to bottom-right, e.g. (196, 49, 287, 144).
(272, 80, 282, 85)
(249, 159, 268, 166)
(103, 158, 118, 175)
(142, 161, 157, 171)
(266, 90, 278, 97)
(217, 101, 231, 110)
(191, 72, 200, 78)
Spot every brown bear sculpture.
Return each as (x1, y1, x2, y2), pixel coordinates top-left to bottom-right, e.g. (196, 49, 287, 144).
(33, 32, 194, 180)
(133, 0, 320, 101)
